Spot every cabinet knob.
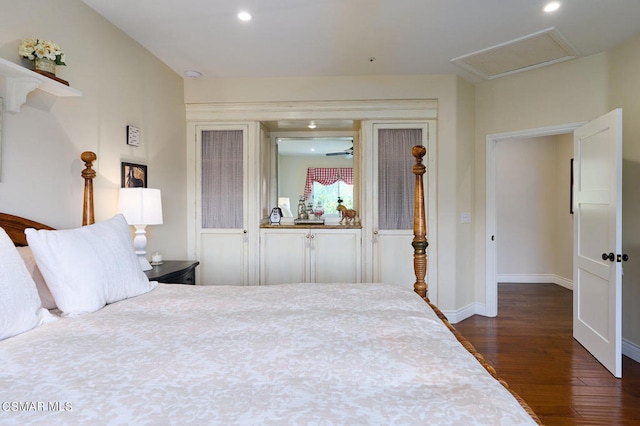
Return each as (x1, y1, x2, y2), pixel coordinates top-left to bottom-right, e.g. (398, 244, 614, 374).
(373, 230, 378, 235)
(243, 229, 248, 234)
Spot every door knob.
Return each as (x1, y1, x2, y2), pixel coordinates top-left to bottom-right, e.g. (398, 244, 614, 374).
(602, 252, 615, 262)
(619, 254, 629, 262)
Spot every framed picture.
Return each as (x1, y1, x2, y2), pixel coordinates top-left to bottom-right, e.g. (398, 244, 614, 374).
(570, 158, 574, 214)
(121, 162, 147, 188)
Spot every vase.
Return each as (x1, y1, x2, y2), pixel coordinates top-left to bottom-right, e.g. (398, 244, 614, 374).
(314, 202, 324, 218)
(33, 57, 56, 76)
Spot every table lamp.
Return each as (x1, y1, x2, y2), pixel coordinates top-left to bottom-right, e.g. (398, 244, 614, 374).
(117, 188, 163, 271)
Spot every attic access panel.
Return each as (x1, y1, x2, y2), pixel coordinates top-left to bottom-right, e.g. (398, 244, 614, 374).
(451, 27, 580, 80)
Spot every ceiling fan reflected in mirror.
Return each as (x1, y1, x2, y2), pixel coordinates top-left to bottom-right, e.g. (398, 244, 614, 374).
(326, 145, 353, 158)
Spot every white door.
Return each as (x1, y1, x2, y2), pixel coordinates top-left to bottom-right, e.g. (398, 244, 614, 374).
(363, 122, 431, 291)
(573, 108, 623, 378)
(196, 125, 253, 285)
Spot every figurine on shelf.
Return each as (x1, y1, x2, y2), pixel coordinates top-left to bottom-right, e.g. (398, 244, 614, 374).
(337, 205, 358, 226)
(297, 196, 308, 220)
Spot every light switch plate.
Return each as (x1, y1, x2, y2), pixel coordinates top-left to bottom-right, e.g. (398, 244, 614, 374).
(461, 212, 471, 224)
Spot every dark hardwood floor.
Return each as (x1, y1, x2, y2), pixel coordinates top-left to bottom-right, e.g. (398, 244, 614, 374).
(455, 283, 640, 426)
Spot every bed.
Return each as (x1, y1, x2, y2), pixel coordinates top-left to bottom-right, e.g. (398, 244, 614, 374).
(0, 149, 541, 425)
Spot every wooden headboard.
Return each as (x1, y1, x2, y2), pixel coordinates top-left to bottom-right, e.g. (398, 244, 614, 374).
(0, 151, 97, 246)
(0, 213, 54, 246)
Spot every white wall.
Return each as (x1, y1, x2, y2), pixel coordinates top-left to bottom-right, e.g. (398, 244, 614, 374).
(0, 0, 187, 259)
(496, 135, 573, 284)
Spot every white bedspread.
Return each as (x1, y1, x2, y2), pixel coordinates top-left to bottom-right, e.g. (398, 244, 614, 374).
(0, 283, 536, 425)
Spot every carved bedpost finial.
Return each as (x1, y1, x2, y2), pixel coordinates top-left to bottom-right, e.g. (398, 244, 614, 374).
(81, 151, 97, 226)
(412, 145, 429, 301)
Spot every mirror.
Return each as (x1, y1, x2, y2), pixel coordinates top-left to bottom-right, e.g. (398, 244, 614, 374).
(277, 136, 354, 220)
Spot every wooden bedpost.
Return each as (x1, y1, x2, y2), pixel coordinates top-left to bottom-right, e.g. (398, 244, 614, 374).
(412, 145, 428, 301)
(81, 151, 97, 226)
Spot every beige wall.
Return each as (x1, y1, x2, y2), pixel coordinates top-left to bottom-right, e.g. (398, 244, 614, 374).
(496, 135, 573, 282)
(0, 0, 187, 259)
(609, 33, 640, 345)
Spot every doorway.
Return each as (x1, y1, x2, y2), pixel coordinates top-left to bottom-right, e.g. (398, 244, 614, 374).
(485, 122, 585, 316)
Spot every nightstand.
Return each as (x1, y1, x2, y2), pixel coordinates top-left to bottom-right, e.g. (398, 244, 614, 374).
(145, 260, 200, 285)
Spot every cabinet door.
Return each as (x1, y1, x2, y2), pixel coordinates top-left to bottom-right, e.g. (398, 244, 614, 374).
(363, 122, 431, 290)
(261, 229, 308, 285)
(196, 125, 255, 285)
(311, 229, 361, 283)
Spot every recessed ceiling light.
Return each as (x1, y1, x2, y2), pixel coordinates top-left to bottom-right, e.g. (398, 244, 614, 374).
(184, 70, 202, 79)
(543, 2, 561, 13)
(308, 122, 317, 129)
(238, 11, 252, 21)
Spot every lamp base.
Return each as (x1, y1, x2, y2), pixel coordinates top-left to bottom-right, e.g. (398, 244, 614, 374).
(133, 225, 152, 271)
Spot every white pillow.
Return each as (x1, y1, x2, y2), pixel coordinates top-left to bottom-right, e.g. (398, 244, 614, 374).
(16, 246, 57, 309)
(0, 227, 53, 341)
(25, 214, 157, 316)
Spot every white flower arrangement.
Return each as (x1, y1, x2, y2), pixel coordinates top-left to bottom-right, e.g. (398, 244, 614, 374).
(19, 38, 66, 66)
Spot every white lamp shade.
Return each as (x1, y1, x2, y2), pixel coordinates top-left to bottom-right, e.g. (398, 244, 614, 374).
(117, 188, 163, 225)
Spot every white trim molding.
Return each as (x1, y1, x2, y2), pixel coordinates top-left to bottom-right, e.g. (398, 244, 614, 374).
(496, 275, 573, 290)
(441, 303, 483, 325)
(186, 99, 438, 122)
(623, 339, 640, 364)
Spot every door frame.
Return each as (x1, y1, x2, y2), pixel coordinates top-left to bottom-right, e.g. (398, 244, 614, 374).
(485, 121, 586, 316)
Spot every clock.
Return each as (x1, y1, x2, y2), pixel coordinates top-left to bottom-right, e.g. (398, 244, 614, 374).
(126, 125, 140, 146)
(270, 207, 283, 224)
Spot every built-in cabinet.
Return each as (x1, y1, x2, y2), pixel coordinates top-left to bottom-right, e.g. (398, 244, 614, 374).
(186, 100, 437, 291)
(260, 227, 361, 285)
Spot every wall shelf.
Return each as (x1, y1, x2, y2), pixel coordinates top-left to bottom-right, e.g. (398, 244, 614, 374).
(0, 57, 81, 112)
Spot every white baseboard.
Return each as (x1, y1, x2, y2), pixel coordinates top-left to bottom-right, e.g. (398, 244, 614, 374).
(442, 303, 484, 324)
(497, 274, 573, 290)
(623, 338, 640, 364)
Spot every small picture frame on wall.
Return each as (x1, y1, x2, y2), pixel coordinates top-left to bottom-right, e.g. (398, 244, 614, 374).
(570, 158, 574, 214)
(121, 162, 147, 188)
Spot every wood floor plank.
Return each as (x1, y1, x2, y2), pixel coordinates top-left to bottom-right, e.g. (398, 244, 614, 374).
(455, 283, 640, 425)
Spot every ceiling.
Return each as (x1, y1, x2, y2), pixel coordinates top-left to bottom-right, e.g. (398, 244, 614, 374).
(82, 0, 640, 83)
